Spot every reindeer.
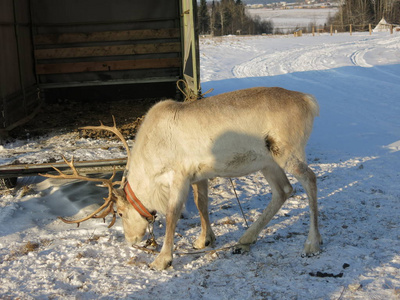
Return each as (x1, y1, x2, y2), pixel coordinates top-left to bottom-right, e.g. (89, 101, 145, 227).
(42, 87, 322, 270)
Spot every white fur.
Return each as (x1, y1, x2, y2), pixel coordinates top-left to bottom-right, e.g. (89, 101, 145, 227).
(118, 87, 322, 270)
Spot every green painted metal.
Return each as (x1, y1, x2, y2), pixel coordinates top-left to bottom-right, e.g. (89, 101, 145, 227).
(180, 0, 200, 98)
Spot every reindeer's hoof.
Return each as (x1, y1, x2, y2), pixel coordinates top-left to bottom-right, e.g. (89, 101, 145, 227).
(193, 240, 210, 249)
(301, 251, 321, 258)
(232, 243, 251, 254)
(149, 255, 173, 270)
(302, 237, 323, 257)
(193, 232, 216, 249)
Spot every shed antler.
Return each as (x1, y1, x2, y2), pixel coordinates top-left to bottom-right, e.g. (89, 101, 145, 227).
(41, 116, 131, 227)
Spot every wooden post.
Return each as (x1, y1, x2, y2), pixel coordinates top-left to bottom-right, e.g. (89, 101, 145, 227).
(350, 24, 352, 35)
(369, 24, 372, 35)
(390, 24, 393, 34)
(330, 24, 333, 36)
(312, 26, 315, 36)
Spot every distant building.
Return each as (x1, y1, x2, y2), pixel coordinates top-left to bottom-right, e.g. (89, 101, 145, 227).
(373, 17, 391, 32)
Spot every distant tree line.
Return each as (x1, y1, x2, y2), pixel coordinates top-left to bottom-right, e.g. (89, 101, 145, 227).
(330, 0, 400, 31)
(197, 0, 274, 36)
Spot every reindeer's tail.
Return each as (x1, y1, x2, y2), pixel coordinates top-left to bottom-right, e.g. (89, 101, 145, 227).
(303, 93, 320, 118)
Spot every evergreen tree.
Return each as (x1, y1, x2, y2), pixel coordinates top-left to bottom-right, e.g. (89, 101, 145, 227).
(198, 0, 210, 34)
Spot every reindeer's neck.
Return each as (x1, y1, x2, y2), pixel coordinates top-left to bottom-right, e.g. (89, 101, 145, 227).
(126, 162, 170, 215)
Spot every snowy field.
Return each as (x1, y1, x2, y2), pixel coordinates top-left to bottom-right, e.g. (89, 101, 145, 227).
(1, 31, 400, 299)
(246, 8, 338, 31)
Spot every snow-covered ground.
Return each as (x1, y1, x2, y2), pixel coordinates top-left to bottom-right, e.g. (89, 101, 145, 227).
(246, 8, 338, 31)
(1, 31, 400, 299)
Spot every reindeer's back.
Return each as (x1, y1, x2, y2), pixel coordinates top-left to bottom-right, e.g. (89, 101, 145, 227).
(139, 87, 318, 139)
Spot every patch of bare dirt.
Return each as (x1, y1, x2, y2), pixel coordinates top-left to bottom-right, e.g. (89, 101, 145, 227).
(9, 98, 159, 140)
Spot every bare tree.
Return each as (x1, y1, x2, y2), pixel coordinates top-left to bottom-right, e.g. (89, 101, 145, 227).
(330, 0, 400, 30)
(199, 0, 273, 36)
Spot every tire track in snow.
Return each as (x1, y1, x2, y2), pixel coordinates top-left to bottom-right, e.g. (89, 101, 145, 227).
(350, 49, 373, 67)
(232, 38, 391, 79)
(233, 43, 342, 78)
(350, 36, 400, 81)
(233, 45, 323, 78)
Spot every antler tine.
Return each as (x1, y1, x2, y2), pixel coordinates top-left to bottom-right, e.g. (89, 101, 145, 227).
(41, 156, 116, 184)
(80, 115, 130, 187)
(80, 116, 130, 161)
(40, 156, 119, 227)
(108, 211, 117, 228)
(59, 190, 117, 227)
(92, 193, 118, 228)
(57, 192, 116, 227)
(58, 200, 110, 225)
(93, 201, 114, 219)
(40, 155, 77, 179)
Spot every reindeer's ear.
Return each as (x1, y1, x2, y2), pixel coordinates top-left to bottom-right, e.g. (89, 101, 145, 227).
(113, 189, 129, 216)
(113, 188, 125, 199)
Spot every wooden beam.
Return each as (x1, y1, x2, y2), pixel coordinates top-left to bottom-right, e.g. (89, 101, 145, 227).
(39, 76, 179, 89)
(35, 42, 181, 59)
(0, 158, 128, 178)
(34, 28, 181, 45)
(36, 58, 181, 75)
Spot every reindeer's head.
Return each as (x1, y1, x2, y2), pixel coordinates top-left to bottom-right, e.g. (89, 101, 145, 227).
(114, 186, 155, 245)
(41, 116, 154, 246)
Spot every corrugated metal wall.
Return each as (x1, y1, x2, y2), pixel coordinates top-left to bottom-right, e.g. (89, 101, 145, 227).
(0, 0, 39, 133)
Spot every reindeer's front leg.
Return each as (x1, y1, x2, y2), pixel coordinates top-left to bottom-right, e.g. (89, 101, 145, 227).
(149, 177, 190, 270)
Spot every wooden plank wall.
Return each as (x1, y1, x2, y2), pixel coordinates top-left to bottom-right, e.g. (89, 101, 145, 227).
(34, 28, 182, 76)
(29, 0, 183, 93)
(34, 27, 182, 87)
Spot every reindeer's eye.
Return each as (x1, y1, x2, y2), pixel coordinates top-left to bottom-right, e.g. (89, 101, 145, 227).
(119, 213, 123, 217)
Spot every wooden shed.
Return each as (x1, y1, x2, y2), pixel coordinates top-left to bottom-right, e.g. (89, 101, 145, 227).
(0, 0, 200, 135)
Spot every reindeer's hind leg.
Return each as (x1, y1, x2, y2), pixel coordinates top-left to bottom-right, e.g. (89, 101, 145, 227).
(236, 161, 293, 252)
(192, 180, 216, 249)
(286, 157, 322, 256)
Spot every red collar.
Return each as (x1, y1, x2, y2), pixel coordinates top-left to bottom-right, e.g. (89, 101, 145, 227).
(124, 182, 155, 221)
